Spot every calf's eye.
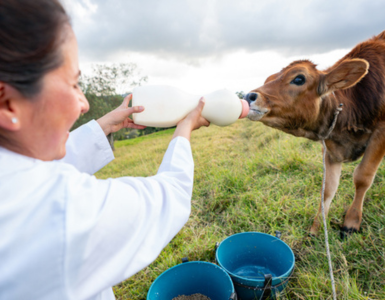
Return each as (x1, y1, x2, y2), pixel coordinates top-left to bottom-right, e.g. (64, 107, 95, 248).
(291, 75, 306, 86)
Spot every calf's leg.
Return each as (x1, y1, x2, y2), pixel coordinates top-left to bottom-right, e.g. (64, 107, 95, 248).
(342, 128, 385, 236)
(310, 151, 342, 235)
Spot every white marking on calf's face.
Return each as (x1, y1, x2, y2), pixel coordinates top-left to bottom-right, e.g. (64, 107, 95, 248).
(247, 105, 269, 121)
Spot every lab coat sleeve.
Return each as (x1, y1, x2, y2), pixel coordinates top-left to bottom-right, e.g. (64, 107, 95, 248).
(64, 136, 193, 299)
(61, 120, 115, 174)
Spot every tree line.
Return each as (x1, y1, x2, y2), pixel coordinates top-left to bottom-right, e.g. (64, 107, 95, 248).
(71, 63, 170, 149)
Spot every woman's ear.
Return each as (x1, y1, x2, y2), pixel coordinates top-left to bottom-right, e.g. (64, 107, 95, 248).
(0, 82, 22, 131)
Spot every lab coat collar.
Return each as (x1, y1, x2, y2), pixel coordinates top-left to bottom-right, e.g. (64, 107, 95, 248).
(0, 146, 42, 175)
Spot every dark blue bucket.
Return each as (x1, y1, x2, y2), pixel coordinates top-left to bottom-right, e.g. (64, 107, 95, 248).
(147, 260, 237, 300)
(216, 232, 295, 300)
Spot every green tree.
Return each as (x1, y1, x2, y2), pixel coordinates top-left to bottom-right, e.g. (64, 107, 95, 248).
(80, 62, 147, 96)
(236, 91, 245, 99)
(72, 63, 147, 149)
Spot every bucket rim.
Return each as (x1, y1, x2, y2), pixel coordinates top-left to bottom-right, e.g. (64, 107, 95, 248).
(215, 231, 295, 283)
(147, 260, 235, 299)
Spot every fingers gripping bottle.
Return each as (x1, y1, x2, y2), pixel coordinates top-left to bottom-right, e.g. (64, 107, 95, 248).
(131, 85, 249, 127)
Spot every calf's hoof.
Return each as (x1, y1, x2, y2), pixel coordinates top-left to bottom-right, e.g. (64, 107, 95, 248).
(308, 233, 317, 238)
(303, 233, 316, 247)
(340, 226, 358, 240)
(309, 225, 319, 237)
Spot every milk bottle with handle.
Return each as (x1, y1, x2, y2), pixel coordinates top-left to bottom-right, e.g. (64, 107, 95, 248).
(131, 85, 249, 127)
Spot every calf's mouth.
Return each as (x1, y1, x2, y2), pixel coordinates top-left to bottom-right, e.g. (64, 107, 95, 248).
(244, 92, 269, 121)
(247, 108, 268, 121)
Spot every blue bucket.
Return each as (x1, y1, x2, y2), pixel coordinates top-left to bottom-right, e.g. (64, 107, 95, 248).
(216, 232, 295, 300)
(147, 260, 237, 300)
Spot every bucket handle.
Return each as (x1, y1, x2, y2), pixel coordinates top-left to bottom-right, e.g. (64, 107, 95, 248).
(214, 242, 220, 264)
(233, 274, 273, 300)
(275, 230, 282, 239)
(261, 274, 272, 300)
(233, 267, 295, 291)
(181, 257, 189, 263)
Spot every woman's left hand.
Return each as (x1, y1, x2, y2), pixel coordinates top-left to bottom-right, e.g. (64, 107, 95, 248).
(96, 94, 146, 136)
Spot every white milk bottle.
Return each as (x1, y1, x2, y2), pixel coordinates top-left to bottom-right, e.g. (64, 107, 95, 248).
(131, 85, 249, 127)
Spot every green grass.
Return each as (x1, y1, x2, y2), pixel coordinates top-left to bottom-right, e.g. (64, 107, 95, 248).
(96, 119, 385, 300)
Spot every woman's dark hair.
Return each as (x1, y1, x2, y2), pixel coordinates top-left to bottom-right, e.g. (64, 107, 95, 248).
(0, 0, 70, 97)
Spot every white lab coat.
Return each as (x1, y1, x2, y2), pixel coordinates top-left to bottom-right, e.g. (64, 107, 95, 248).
(0, 120, 193, 300)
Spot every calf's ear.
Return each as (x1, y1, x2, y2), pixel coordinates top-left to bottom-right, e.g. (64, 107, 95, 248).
(264, 72, 280, 84)
(318, 58, 369, 96)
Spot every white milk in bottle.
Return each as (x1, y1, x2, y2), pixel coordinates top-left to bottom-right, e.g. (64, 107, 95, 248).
(132, 85, 249, 127)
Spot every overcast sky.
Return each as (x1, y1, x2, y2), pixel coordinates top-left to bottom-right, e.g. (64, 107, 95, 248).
(64, 0, 385, 94)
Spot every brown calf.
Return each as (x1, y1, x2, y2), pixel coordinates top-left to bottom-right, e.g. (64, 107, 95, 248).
(245, 30, 385, 237)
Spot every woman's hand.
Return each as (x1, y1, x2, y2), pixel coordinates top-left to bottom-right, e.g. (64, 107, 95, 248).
(96, 94, 146, 136)
(172, 97, 210, 140)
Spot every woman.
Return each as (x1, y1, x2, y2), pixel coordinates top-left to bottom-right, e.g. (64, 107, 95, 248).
(0, 0, 209, 299)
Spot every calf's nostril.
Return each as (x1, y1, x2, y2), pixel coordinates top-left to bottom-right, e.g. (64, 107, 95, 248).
(244, 92, 258, 104)
(250, 93, 257, 101)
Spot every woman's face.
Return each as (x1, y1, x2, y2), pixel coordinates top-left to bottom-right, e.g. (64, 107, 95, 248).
(21, 28, 89, 161)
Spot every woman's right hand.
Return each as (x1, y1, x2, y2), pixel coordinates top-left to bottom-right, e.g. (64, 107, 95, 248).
(172, 97, 210, 140)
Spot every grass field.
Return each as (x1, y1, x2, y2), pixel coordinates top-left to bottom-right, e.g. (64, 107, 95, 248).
(96, 119, 385, 300)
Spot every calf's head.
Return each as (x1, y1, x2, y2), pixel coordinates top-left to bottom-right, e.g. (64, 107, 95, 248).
(245, 58, 369, 131)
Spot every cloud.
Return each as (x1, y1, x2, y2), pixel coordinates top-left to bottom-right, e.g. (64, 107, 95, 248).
(66, 0, 385, 63)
